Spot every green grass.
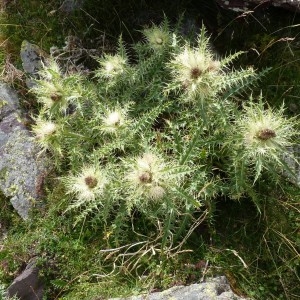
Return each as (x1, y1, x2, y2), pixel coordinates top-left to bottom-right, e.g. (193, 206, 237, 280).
(211, 185, 300, 299)
(211, 7, 300, 112)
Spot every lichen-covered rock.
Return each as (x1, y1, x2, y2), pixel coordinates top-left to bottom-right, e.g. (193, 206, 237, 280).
(109, 276, 250, 300)
(20, 40, 49, 89)
(0, 82, 48, 219)
(284, 146, 300, 186)
(216, 0, 300, 13)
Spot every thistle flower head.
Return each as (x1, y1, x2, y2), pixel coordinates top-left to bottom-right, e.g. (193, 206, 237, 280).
(148, 185, 166, 200)
(32, 80, 64, 108)
(143, 24, 171, 50)
(168, 45, 221, 98)
(65, 166, 107, 204)
(31, 61, 84, 113)
(101, 108, 128, 133)
(96, 54, 127, 79)
(234, 100, 297, 162)
(32, 119, 57, 139)
(126, 152, 179, 200)
(31, 117, 61, 153)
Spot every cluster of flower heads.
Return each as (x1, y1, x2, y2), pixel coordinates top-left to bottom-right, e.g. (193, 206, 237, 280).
(29, 21, 298, 218)
(94, 24, 255, 103)
(63, 151, 184, 211)
(30, 60, 87, 154)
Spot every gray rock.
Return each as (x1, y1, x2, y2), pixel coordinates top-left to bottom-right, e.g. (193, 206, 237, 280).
(284, 146, 300, 186)
(20, 40, 49, 89)
(7, 258, 44, 300)
(59, 0, 85, 13)
(20, 40, 48, 76)
(109, 276, 249, 300)
(216, 0, 300, 13)
(0, 82, 48, 219)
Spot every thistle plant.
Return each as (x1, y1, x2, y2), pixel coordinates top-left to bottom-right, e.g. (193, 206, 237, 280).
(29, 20, 299, 280)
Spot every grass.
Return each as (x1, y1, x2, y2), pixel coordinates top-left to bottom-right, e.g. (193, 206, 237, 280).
(0, 1, 299, 300)
(211, 185, 300, 299)
(210, 6, 300, 112)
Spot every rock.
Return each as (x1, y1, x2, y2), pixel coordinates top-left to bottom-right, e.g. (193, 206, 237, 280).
(20, 40, 49, 89)
(109, 276, 249, 300)
(284, 146, 300, 186)
(0, 82, 49, 219)
(6, 258, 44, 300)
(59, 0, 85, 13)
(216, 0, 300, 13)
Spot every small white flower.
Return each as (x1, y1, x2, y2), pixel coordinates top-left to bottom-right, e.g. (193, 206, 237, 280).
(97, 54, 127, 79)
(65, 166, 107, 205)
(105, 111, 122, 126)
(101, 109, 127, 133)
(137, 153, 158, 170)
(148, 185, 166, 200)
(31, 118, 61, 153)
(33, 120, 57, 140)
(105, 62, 114, 73)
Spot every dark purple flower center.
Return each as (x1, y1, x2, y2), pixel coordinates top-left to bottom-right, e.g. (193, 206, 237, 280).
(190, 67, 202, 79)
(85, 176, 98, 189)
(139, 172, 152, 183)
(51, 92, 63, 102)
(257, 129, 276, 140)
